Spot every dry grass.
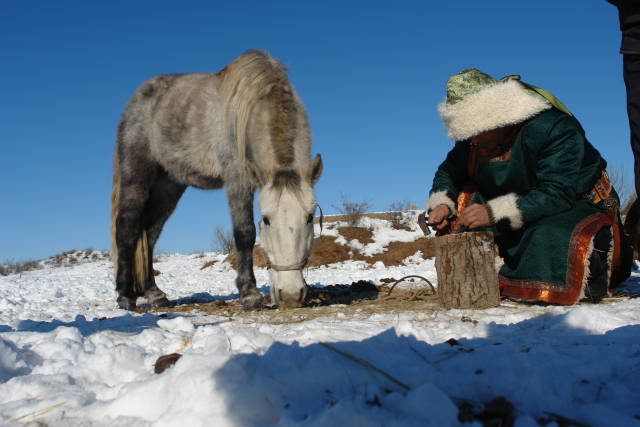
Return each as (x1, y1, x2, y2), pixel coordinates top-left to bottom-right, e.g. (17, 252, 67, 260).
(0, 260, 41, 276)
(139, 286, 441, 325)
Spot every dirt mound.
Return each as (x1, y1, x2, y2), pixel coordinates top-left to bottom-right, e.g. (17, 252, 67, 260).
(221, 224, 435, 270)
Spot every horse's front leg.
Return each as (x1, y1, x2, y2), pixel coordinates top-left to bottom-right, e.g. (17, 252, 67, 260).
(227, 185, 263, 310)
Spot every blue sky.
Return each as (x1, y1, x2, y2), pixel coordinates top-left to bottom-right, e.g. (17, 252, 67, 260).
(0, 0, 630, 261)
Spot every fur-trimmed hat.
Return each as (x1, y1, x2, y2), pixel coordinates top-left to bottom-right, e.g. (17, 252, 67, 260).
(438, 69, 571, 141)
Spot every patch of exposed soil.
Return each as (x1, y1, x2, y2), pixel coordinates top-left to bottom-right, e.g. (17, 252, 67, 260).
(371, 239, 434, 264)
(223, 247, 268, 269)
(307, 236, 353, 267)
(391, 223, 412, 231)
(338, 227, 374, 244)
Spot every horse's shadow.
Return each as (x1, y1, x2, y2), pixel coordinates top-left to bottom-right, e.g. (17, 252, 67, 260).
(304, 280, 381, 307)
(6, 312, 179, 336)
(168, 284, 272, 307)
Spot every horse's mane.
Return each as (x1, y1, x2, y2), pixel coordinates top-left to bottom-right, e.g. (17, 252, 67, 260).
(272, 169, 301, 191)
(271, 169, 307, 208)
(218, 50, 297, 171)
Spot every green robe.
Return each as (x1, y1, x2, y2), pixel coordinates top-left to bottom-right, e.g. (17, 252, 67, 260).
(428, 109, 631, 304)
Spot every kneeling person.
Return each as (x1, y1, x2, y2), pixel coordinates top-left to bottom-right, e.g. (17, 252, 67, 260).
(426, 69, 632, 304)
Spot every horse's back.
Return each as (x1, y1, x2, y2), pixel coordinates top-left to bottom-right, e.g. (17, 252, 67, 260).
(118, 72, 228, 189)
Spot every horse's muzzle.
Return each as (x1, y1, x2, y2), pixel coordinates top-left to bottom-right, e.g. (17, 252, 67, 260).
(275, 286, 307, 308)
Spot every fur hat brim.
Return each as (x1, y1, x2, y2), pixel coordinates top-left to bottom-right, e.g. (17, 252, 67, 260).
(438, 79, 552, 141)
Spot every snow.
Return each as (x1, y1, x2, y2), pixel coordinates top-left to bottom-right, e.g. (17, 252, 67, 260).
(1, 219, 640, 426)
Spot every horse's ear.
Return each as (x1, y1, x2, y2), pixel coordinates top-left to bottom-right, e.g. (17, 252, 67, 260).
(247, 162, 268, 188)
(306, 154, 323, 185)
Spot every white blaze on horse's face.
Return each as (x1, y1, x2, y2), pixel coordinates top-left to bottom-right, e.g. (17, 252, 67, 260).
(257, 174, 317, 308)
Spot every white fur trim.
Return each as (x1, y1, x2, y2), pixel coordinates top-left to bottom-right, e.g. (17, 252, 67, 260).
(425, 190, 456, 214)
(438, 79, 552, 141)
(487, 193, 523, 229)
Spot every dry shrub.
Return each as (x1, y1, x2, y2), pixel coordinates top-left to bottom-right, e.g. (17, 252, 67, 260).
(622, 195, 637, 217)
(213, 226, 234, 254)
(388, 200, 412, 229)
(331, 194, 372, 226)
(608, 164, 634, 211)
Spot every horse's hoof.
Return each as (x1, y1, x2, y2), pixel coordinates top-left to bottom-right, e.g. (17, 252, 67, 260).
(240, 291, 263, 311)
(145, 287, 171, 308)
(117, 296, 136, 311)
(150, 296, 171, 308)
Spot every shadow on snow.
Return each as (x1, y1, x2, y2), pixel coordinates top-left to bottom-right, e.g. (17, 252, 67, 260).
(210, 312, 640, 425)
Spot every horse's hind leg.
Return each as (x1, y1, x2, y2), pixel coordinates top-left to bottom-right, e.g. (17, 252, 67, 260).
(226, 184, 262, 310)
(141, 170, 186, 307)
(114, 169, 156, 310)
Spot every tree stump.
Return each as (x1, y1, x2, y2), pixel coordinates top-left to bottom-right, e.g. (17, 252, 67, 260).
(434, 231, 500, 309)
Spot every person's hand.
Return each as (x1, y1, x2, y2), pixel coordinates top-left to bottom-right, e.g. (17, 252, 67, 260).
(455, 204, 491, 231)
(427, 204, 451, 232)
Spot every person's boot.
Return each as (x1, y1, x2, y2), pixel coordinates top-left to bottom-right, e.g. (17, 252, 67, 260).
(582, 227, 612, 303)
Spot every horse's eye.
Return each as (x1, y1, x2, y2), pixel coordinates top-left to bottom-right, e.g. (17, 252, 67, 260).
(307, 214, 314, 224)
(263, 217, 270, 226)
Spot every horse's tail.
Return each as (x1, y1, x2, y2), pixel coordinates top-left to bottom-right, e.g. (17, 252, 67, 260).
(110, 153, 120, 279)
(219, 50, 292, 169)
(111, 153, 149, 295)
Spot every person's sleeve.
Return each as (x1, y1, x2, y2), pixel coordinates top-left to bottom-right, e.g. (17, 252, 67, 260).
(425, 142, 470, 215)
(486, 116, 584, 229)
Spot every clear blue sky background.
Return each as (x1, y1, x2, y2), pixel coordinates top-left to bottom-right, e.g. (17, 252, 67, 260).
(0, 0, 631, 261)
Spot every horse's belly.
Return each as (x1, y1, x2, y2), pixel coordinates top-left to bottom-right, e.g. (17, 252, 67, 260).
(184, 174, 224, 190)
(161, 156, 225, 190)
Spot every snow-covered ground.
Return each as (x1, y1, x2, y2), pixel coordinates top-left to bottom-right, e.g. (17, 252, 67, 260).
(1, 219, 639, 426)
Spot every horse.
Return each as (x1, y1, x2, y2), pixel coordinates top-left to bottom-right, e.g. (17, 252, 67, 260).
(110, 50, 322, 311)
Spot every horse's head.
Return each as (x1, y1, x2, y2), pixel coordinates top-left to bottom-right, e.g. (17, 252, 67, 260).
(250, 154, 322, 308)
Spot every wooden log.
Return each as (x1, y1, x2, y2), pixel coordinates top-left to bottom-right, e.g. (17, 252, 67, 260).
(434, 231, 500, 309)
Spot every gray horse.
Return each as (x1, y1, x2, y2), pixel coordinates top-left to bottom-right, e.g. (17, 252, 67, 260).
(111, 50, 322, 311)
